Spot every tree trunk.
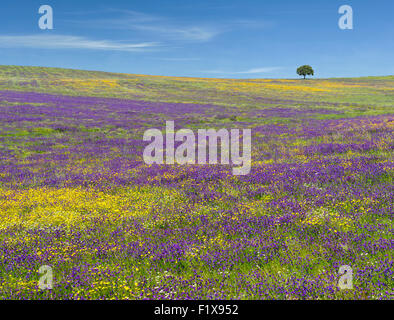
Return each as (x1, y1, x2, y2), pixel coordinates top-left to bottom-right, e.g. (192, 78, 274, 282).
(303, 75, 306, 79)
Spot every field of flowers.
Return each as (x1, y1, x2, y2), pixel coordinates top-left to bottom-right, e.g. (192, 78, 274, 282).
(0, 65, 392, 299)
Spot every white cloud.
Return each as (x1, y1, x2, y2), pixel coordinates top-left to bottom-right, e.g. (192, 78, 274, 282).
(73, 16, 222, 42)
(132, 25, 221, 41)
(235, 67, 282, 74)
(157, 57, 201, 61)
(0, 34, 159, 52)
(203, 67, 282, 75)
(66, 10, 267, 42)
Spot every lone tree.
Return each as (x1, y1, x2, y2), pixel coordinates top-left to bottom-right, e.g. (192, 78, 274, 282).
(297, 65, 314, 79)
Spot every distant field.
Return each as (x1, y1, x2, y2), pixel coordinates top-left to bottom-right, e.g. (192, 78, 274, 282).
(0, 65, 392, 299)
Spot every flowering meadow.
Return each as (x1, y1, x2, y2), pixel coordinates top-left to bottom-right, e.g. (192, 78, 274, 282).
(0, 66, 392, 299)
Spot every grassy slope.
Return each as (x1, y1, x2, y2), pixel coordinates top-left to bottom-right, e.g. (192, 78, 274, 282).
(0, 65, 393, 113)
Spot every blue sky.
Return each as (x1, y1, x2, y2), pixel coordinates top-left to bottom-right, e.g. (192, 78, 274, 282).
(0, 0, 393, 78)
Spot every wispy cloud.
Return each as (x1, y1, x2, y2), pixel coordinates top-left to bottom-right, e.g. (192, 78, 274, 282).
(62, 8, 158, 23)
(71, 18, 222, 42)
(157, 57, 201, 61)
(65, 9, 268, 42)
(130, 25, 222, 41)
(0, 34, 159, 52)
(203, 67, 282, 75)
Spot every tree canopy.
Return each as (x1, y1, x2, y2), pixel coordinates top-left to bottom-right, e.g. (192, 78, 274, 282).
(297, 65, 314, 79)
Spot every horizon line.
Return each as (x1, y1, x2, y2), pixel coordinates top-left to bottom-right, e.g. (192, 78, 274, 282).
(0, 64, 393, 81)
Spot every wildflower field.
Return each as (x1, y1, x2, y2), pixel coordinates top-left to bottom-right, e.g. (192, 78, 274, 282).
(0, 65, 392, 299)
